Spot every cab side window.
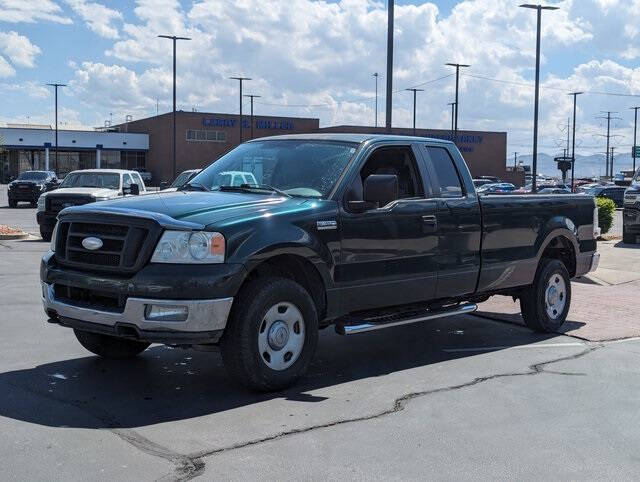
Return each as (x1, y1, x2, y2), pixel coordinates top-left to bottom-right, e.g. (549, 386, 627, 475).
(348, 146, 423, 203)
(427, 147, 463, 198)
(132, 172, 144, 189)
(123, 174, 133, 190)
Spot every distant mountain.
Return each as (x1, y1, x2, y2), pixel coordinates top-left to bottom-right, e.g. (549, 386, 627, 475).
(514, 152, 638, 178)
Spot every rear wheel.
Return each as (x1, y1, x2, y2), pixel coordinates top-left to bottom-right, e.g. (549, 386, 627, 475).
(74, 329, 150, 359)
(520, 258, 571, 333)
(220, 277, 318, 391)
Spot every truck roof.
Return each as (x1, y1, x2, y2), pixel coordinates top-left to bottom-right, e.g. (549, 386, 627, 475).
(66, 169, 139, 175)
(247, 133, 455, 145)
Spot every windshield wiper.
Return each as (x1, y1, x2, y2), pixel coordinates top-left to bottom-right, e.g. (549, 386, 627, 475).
(218, 184, 291, 197)
(179, 182, 210, 192)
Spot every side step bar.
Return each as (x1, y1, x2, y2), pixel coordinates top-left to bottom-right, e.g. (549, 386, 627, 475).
(335, 303, 477, 335)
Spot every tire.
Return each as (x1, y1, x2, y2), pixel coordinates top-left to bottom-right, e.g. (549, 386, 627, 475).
(30, 201, 37, 208)
(220, 277, 319, 392)
(8, 199, 17, 208)
(520, 258, 571, 333)
(74, 329, 150, 359)
(40, 227, 52, 242)
(623, 225, 636, 244)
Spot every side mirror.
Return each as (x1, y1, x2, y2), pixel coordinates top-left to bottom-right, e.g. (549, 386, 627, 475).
(159, 181, 169, 190)
(124, 184, 140, 196)
(363, 174, 398, 208)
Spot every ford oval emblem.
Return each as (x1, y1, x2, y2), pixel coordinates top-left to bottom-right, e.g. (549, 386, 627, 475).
(82, 237, 103, 251)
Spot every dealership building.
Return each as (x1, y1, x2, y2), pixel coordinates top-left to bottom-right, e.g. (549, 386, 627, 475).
(2, 111, 519, 185)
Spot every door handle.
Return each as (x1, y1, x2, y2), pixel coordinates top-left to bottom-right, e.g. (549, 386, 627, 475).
(422, 214, 438, 228)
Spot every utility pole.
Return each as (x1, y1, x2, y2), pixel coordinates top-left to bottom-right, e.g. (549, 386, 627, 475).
(230, 77, 251, 143)
(519, 4, 559, 193)
(595, 111, 622, 179)
(632, 106, 639, 173)
(372, 73, 379, 128)
(243, 94, 261, 140)
(385, 1, 394, 132)
(46, 83, 66, 174)
(447, 102, 456, 140)
(445, 62, 470, 144)
(158, 35, 191, 180)
(569, 92, 582, 192)
(611, 147, 615, 177)
(405, 88, 424, 136)
(514, 151, 518, 169)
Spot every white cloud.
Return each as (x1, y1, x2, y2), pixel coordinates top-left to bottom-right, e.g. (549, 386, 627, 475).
(0, 55, 15, 77)
(0, 31, 41, 68)
(64, 0, 123, 39)
(0, 0, 72, 24)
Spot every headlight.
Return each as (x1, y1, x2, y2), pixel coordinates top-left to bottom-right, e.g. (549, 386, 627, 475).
(151, 231, 225, 264)
(37, 195, 46, 212)
(50, 222, 59, 252)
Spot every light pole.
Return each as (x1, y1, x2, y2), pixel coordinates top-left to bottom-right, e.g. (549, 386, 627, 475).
(447, 102, 456, 141)
(514, 151, 518, 169)
(230, 77, 251, 143)
(631, 106, 639, 173)
(158, 35, 191, 180)
(243, 94, 261, 140)
(569, 92, 582, 192)
(385, 0, 394, 132)
(519, 4, 558, 193)
(373, 72, 379, 128)
(46, 83, 66, 174)
(445, 62, 470, 144)
(405, 88, 424, 136)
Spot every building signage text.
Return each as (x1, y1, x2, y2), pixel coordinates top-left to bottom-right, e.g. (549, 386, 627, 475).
(202, 117, 295, 130)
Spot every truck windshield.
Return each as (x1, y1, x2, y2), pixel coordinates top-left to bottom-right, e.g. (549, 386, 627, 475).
(59, 172, 120, 189)
(189, 140, 358, 198)
(17, 171, 48, 181)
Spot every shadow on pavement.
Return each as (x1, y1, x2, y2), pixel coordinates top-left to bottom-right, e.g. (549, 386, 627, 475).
(614, 241, 640, 249)
(0, 315, 560, 430)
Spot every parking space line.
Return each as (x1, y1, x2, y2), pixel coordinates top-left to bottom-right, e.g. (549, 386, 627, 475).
(442, 342, 585, 353)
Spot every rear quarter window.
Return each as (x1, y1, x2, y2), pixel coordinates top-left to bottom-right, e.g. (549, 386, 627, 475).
(426, 146, 463, 198)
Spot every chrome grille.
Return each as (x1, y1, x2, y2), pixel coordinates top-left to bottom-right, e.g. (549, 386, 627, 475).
(55, 216, 161, 274)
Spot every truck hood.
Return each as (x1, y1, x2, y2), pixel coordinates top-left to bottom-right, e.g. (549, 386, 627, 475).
(64, 190, 319, 227)
(46, 187, 119, 198)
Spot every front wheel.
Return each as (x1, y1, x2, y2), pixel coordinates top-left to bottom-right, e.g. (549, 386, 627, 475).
(520, 258, 571, 333)
(8, 199, 17, 208)
(40, 227, 52, 242)
(74, 329, 150, 359)
(623, 224, 636, 244)
(220, 277, 319, 391)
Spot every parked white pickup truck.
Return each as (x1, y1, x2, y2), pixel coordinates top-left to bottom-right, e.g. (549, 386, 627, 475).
(37, 169, 148, 241)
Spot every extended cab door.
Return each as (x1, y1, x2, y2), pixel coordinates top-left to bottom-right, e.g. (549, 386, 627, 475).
(420, 145, 481, 298)
(336, 143, 439, 312)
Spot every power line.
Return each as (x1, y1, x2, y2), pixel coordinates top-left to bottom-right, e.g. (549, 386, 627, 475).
(462, 73, 640, 98)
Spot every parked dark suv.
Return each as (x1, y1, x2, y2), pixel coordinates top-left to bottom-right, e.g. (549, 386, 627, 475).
(587, 185, 627, 208)
(7, 171, 58, 207)
(623, 169, 640, 243)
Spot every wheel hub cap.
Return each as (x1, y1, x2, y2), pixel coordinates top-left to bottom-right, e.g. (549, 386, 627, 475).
(267, 321, 290, 350)
(545, 273, 567, 320)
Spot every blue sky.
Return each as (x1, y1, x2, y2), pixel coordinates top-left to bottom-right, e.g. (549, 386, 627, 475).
(1, 0, 639, 164)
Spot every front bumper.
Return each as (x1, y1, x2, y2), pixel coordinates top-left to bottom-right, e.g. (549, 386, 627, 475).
(42, 281, 233, 344)
(40, 251, 248, 344)
(575, 251, 600, 278)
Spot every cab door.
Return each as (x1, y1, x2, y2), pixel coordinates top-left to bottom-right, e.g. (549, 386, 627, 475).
(421, 145, 481, 298)
(336, 144, 439, 313)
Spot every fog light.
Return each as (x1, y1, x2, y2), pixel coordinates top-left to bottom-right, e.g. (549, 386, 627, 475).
(144, 304, 188, 322)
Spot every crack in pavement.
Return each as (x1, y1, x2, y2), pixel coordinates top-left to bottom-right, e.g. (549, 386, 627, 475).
(6, 380, 205, 482)
(186, 344, 603, 468)
(5, 342, 608, 481)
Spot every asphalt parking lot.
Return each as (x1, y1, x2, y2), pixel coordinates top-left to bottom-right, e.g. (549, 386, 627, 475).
(1, 187, 640, 480)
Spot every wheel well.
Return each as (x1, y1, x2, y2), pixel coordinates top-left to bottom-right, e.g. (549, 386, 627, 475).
(541, 236, 576, 277)
(243, 255, 327, 321)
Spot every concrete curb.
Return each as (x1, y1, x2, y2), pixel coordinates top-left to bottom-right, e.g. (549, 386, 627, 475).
(0, 231, 29, 240)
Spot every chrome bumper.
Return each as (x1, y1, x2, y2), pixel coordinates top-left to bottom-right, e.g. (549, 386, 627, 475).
(590, 252, 600, 273)
(41, 282, 233, 334)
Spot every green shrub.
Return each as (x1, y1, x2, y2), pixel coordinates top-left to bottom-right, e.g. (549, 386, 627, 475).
(596, 197, 616, 235)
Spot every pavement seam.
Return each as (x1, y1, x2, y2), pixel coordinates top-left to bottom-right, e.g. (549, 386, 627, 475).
(188, 344, 603, 465)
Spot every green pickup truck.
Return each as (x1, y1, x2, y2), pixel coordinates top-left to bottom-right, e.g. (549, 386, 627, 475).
(41, 134, 600, 390)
